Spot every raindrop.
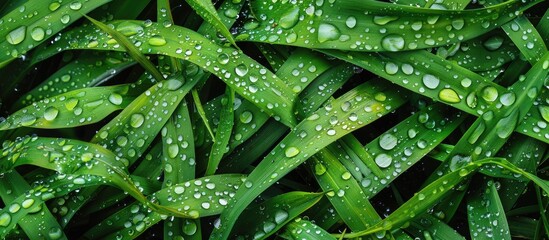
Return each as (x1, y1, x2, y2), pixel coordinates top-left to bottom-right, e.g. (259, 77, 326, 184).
(44, 107, 59, 121)
(499, 92, 516, 106)
(0, 213, 11, 227)
(495, 110, 518, 138)
(130, 113, 145, 128)
(108, 93, 123, 105)
(116, 22, 144, 36)
(381, 34, 405, 51)
(235, 64, 249, 77)
(345, 16, 357, 28)
(315, 163, 326, 175)
(439, 89, 460, 103)
(239, 111, 253, 123)
(60, 15, 71, 24)
(385, 62, 398, 75)
(317, 23, 340, 43)
(373, 16, 398, 25)
(69, 1, 82, 10)
(422, 74, 440, 89)
(166, 79, 183, 90)
(30, 27, 45, 41)
(218, 53, 230, 65)
(379, 133, 397, 150)
(483, 36, 503, 50)
(285, 147, 300, 158)
(149, 35, 167, 46)
(274, 210, 289, 224)
(481, 86, 498, 102)
(279, 6, 300, 29)
(6, 26, 27, 45)
(451, 19, 465, 30)
(375, 154, 392, 168)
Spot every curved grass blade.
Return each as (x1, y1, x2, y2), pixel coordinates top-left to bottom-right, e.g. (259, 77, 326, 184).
(82, 174, 245, 239)
(447, 32, 519, 71)
(0, 84, 135, 130)
(0, 171, 68, 239)
(211, 80, 406, 239)
(84, 15, 165, 81)
(184, 0, 238, 48)
(308, 146, 382, 230)
(39, 20, 297, 126)
(0, 0, 111, 67)
(237, 0, 539, 52)
(193, 89, 216, 140)
(232, 191, 324, 239)
(322, 50, 549, 144)
(467, 179, 511, 239)
(280, 218, 336, 240)
(407, 215, 466, 240)
(205, 87, 234, 175)
(15, 51, 135, 108)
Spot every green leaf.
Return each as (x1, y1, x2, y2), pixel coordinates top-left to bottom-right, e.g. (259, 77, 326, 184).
(184, 0, 238, 48)
(467, 179, 511, 240)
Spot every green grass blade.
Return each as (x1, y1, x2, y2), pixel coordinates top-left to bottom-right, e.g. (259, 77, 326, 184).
(184, 0, 238, 48)
(232, 191, 324, 239)
(84, 15, 165, 81)
(237, 0, 540, 51)
(280, 218, 336, 240)
(211, 80, 405, 239)
(39, 20, 298, 126)
(0, 171, 68, 240)
(14, 52, 135, 108)
(206, 87, 234, 175)
(467, 179, 511, 240)
(0, 84, 135, 130)
(0, 0, 111, 66)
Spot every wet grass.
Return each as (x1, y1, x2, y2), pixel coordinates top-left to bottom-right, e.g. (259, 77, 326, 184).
(0, 0, 548, 239)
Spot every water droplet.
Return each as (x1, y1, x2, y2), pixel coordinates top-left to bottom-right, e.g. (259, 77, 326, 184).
(422, 74, 440, 89)
(22, 199, 35, 209)
(411, 21, 423, 31)
(385, 62, 398, 75)
(375, 154, 392, 168)
(44, 107, 59, 121)
(30, 27, 45, 41)
(318, 23, 340, 43)
(49, 2, 61, 11)
(116, 22, 143, 36)
(0, 213, 11, 227)
(108, 93, 123, 105)
(499, 92, 516, 106)
(168, 144, 179, 158)
(315, 163, 326, 175)
(20, 115, 37, 126)
(130, 114, 145, 128)
(468, 122, 485, 144)
(401, 64, 414, 75)
(6, 26, 26, 45)
(239, 111, 253, 123)
(201, 202, 210, 209)
(379, 133, 397, 150)
(274, 210, 289, 224)
(279, 6, 300, 29)
(286, 32, 297, 43)
(235, 64, 249, 77)
(539, 106, 549, 122)
(373, 16, 398, 25)
(345, 16, 357, 28)
(495, 110, 518, 138)
(60, 15, 71, 24)
(149, 35, 167, 46)
(439, 89, 460, 103)
(263, 221, 276, 232)
(166, 79, 183, 90)
(218, 53, 230, 65)
(381, 34, 405, 52)
(8, 204, 20, 213)
(341, 171, 352, 180)
(483, 36, 503, 50)
(461, 78, 472, 88)
(285, 147, 300, 158)
(481, 86, 498, 102)
(183, 221, 197, 235)
(69, 1, 82, 10)
(451, 19, 464, 30)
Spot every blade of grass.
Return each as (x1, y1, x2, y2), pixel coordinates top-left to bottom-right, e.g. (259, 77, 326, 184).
(205, 87, 234, 175)
(467, 179, 511, 239)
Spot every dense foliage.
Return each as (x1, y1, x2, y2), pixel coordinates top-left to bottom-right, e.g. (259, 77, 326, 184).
(0, 0, 548, 239)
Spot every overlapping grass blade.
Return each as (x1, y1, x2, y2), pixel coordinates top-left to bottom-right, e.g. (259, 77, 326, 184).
(206, 87, 234, 175)
(232, 191, 324, 239)
(467, 179, 511, 239)
(0, 85, 135, 130)
(212, 80, 405, 238)
(237, 0, 540, 51)
(38, 20, 298, 126)
(183, 0, 237, 48)
(82, 174, 245, 239)
(0, 0, 111, 67)
(280, 218, 336, 240)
